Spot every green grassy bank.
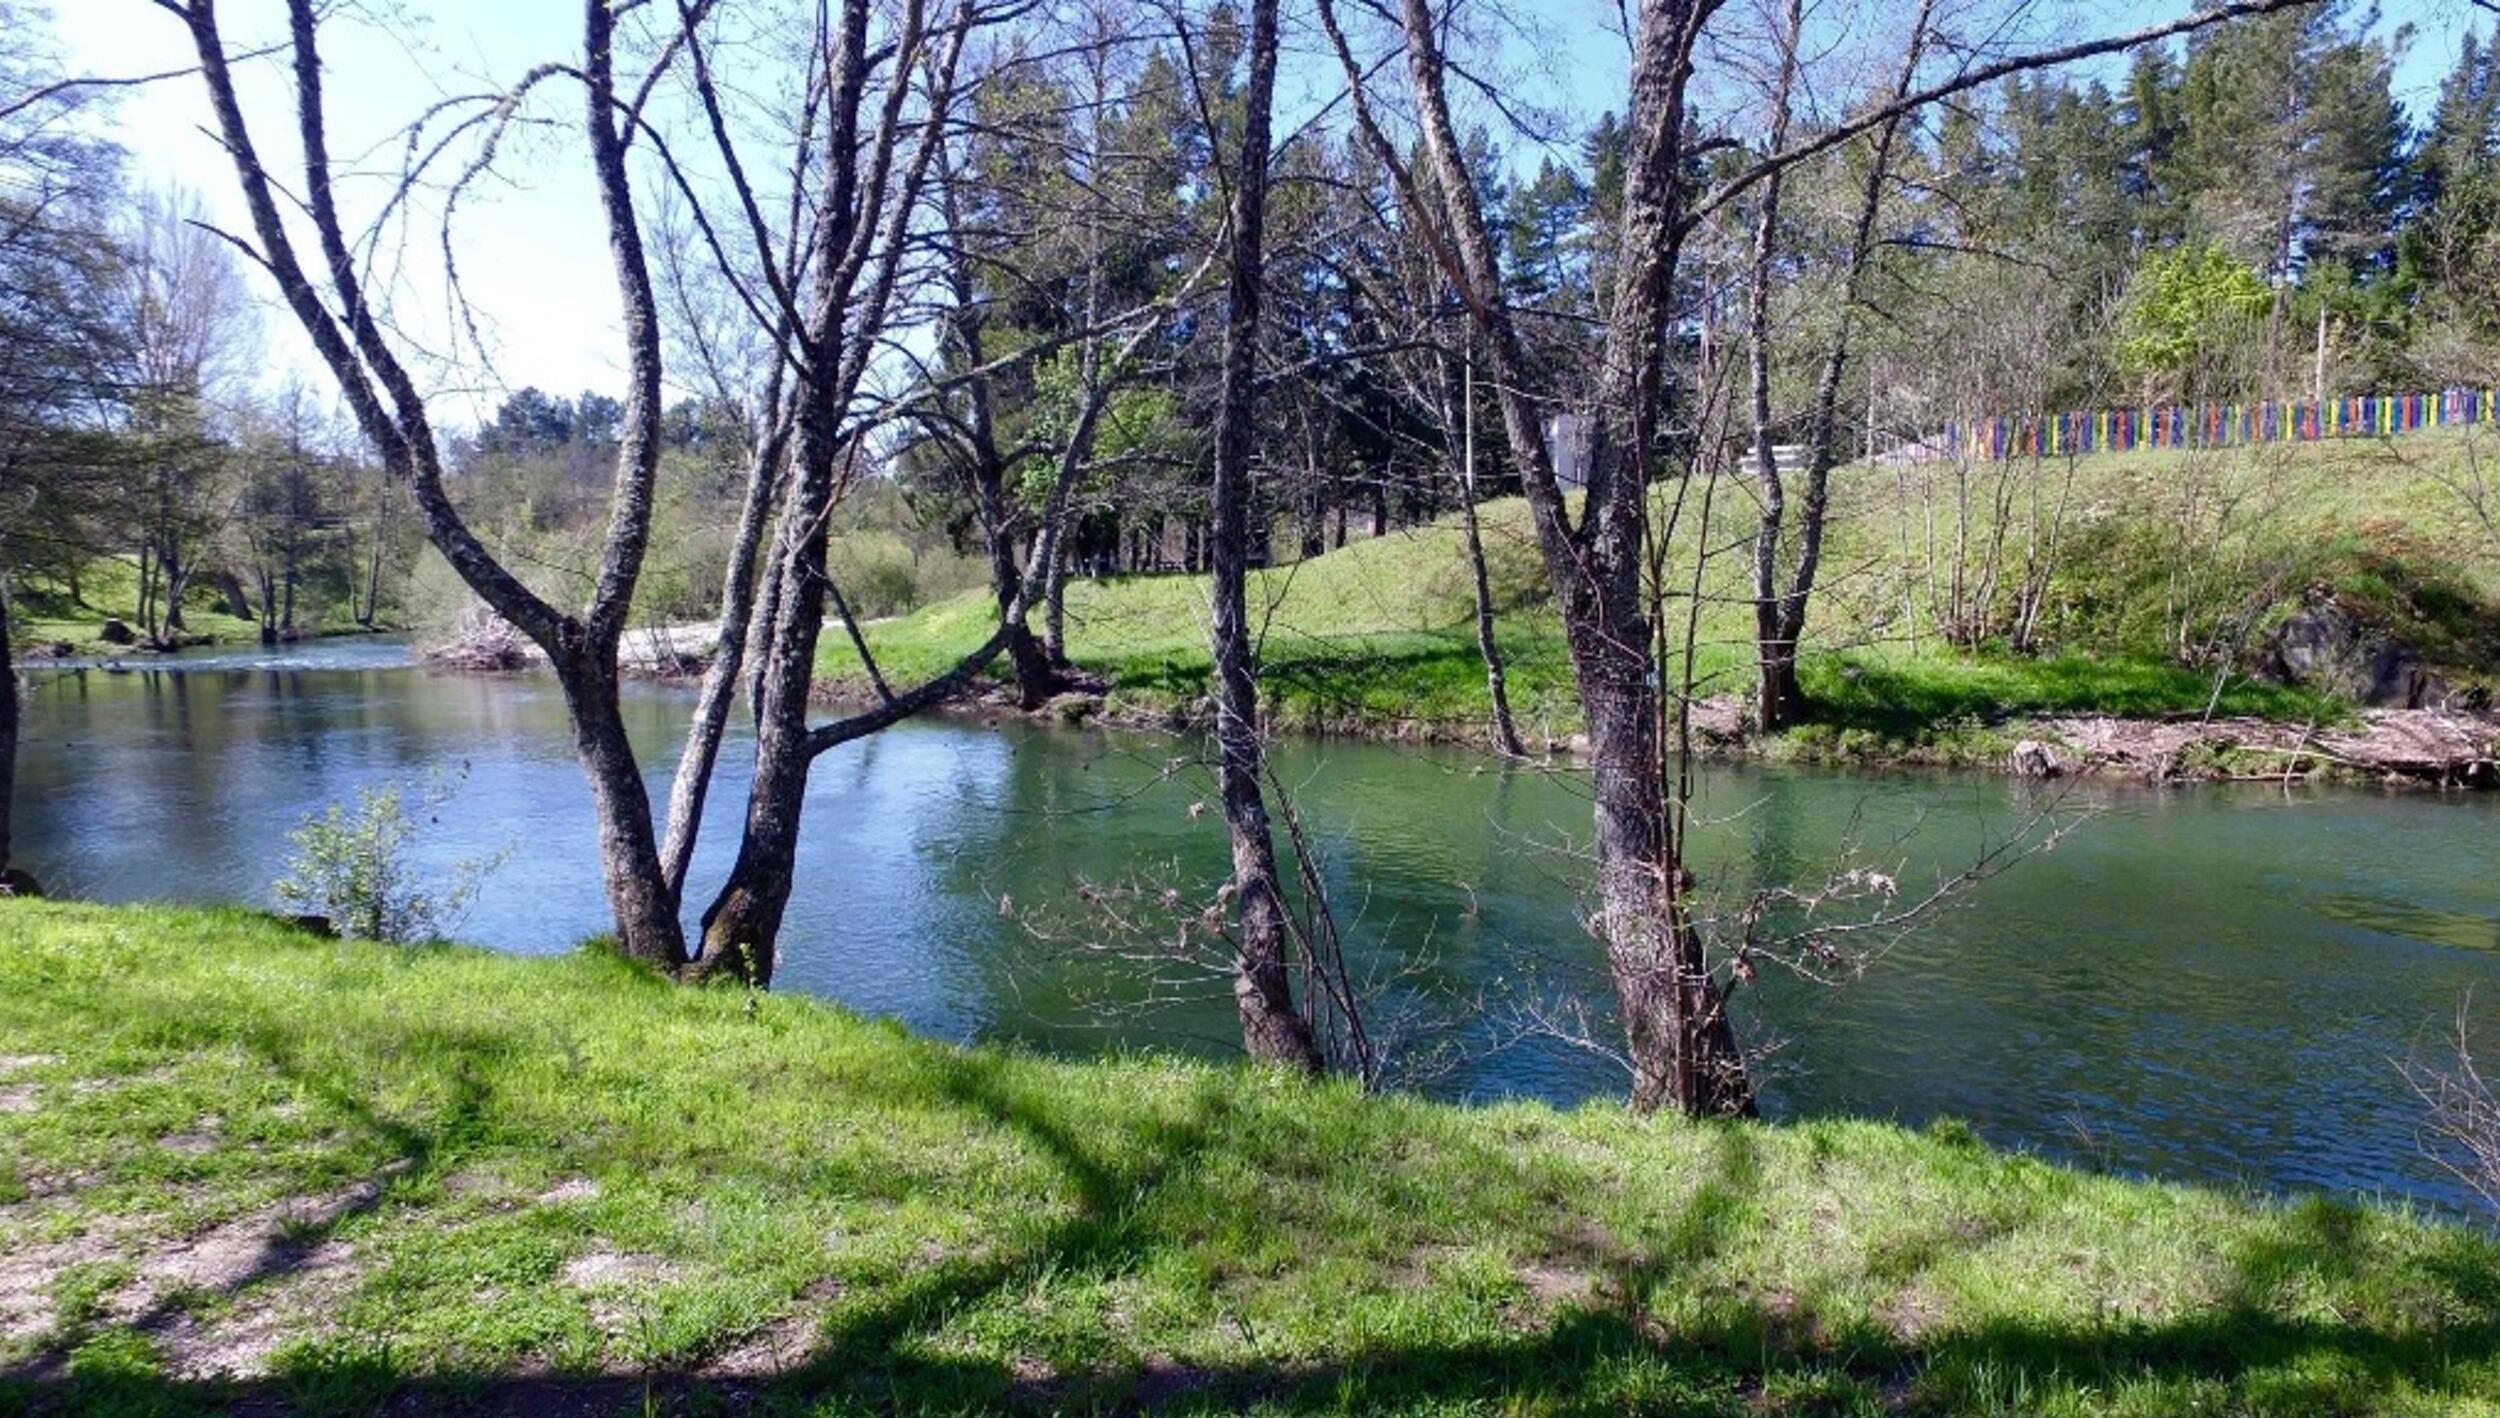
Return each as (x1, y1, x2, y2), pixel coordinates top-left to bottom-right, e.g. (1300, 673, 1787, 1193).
(9, 557, 383, 657)
(3, 900, 2498, 1415)
(823, 433, 2500, 762)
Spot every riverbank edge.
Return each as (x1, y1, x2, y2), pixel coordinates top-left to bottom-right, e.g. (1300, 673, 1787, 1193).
(395, 613, 2500, 789)
(807, 672, 2500, 790)
(3, 897, 2497, 1415)
(12, 621, 398, 662)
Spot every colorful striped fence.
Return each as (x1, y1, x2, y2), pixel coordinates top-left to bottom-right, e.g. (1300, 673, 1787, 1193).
(1944, 389, 2500, 461)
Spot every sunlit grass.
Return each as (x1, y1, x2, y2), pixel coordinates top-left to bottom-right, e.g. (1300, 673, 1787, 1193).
(8, 555, 376, 654)
(821, 433, 2500, 750)
(3, 899, 2498, 1414)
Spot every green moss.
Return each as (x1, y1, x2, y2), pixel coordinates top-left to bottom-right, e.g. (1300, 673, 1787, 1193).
(3, 899, 2498, 1414)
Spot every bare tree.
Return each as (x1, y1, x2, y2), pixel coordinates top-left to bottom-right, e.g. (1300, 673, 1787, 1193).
(1320, 0, 2322, 1115)
(1747, 0, 1932, 730)
(166, 0, 689, 963)
(119, 189, 253, 647)
(1196, 0, 1323, 1070)
(670, 0, 1211, 981)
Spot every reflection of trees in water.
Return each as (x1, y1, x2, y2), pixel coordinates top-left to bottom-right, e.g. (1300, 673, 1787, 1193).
(929, 729, 1242, 1058)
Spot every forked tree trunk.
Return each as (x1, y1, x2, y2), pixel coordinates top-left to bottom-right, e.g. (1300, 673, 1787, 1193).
(939, 173, 1059, 711)
(1209, 0, 1322, 1073)
(693, 484, 833, 982)
(693, 0, 989, 981)
(177, 0, 689, 966)
(693, 0, 879, 983)
(998, 532, 1056, 708)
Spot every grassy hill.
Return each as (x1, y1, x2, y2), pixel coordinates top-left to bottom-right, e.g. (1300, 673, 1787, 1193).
(822, 432, 2500, 759)
(3, 899, 2499, 1414)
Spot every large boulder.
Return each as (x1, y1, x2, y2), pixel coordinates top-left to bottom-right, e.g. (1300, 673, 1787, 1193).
(2263, 597, 2448, 709)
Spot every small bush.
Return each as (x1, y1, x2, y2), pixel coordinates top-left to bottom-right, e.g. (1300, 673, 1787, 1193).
(272, 774, 509, 943)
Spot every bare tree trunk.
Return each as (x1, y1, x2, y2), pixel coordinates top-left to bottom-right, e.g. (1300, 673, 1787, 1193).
(694, 466, 833, 981)
(695, 0, 884, 981)
(1745, 0, 1802, 731)
(1494, 2, 1747, 1116)
(1209, 0, 1322, 1073)
(0, 584, 17, 877)
(694, 0, 1018, 980)
(178, 0, 688, 964)
(657, 423, 788, 903)
(1459, 346, 1526, 756)
(1763, 1, 1929, 723)
(563, 657, 684, 962)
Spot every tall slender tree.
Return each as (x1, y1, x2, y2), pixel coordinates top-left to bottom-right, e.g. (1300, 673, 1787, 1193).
(1202, 0, 1323, 1070)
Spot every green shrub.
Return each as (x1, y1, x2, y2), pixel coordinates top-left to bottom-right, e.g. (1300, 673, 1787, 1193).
(271, 774, 509, 942)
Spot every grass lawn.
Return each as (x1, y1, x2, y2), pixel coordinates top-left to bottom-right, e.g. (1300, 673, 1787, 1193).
(822, 432, 2500, 753)
(4, 899, 2499, 1415)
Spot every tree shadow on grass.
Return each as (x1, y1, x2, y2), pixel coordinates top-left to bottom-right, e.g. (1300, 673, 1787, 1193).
(7, 1019, 2500, 1416)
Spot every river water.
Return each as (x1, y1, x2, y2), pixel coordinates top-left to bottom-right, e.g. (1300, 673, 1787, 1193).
(13, 638, 2500, 1211)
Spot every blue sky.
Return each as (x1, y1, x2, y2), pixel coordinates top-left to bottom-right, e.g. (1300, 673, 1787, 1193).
(51, 0, 2485, 424)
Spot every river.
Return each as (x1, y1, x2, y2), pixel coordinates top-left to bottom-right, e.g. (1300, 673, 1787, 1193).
(13, 637, 2500, 1212)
